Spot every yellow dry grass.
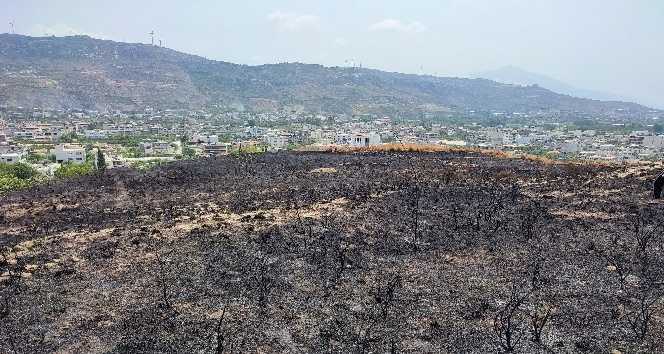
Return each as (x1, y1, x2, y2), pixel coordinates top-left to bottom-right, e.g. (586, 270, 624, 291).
(308, 167, 338, 174)
(325, 143, 463, 153)
(549, 209, 622, 220)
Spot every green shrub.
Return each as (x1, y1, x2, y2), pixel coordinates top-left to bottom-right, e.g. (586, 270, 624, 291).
(0, 162, 40, 194)
(0, 162, 39, 180)
(54, 162, 94, 179)
(0, 175, 32, 194)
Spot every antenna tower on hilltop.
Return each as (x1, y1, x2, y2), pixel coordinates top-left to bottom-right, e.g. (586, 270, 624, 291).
(150, 30, 154, 45)
(10, 21, 15, 34)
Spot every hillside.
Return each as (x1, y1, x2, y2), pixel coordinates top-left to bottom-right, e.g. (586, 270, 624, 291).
(1, 150, 663, 353)
(0, 34, 654, 117)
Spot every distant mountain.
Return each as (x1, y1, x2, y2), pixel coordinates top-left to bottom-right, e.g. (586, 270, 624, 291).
(0, 34, 655, 117)
(471, 65, 632, 103)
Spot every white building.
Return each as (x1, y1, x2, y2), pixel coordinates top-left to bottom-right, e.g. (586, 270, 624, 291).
(105, 153, 127, 169)
(515, 134, 549, 145)
(641, 135, 664, 150)
(14, 126, 42, 139)
(336, 133, 351, 144)
(487, 129, 513, 148)
(203, 143, 231, 155)
(571, 130, 596, 137)
(52, 143, 86, 163)
(264, 133, 289, 149)
(190, 135, 219, 145)
(0, 153, 21, 163)
(556, 139, 583, 154)
(350, 132, 381, 147)
(139, 141, 172, 155)
(85, 130, 109, 139)
(246, 126, 263, 137)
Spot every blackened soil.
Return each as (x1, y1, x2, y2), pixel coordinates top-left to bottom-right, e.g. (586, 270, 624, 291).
(0, 151, 662, 353)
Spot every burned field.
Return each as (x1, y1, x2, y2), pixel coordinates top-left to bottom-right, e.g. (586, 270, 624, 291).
(1, 150, 663, 353)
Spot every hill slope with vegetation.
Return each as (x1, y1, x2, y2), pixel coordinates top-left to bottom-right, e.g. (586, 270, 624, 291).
(0, 34, 655, 118)
(1, 150, 663, 353)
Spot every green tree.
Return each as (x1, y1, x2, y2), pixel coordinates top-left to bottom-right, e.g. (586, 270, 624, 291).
(122, 147, 144, 158)
(182, 146, 196, 158)
(283, 142, 301, 151)
(25, 153, 46, 164)
(381, 135, 396, 143)
(0, 162, 40, 194)
(54, 162, 94, 179)
(0, 175, 31, 194)
(97, 149, 107, 171)
(58, 131, 78, 143)
(238, 145, 262, 154)
(2, 162, 40, 180)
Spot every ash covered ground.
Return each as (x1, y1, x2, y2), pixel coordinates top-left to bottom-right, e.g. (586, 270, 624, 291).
(1, 151, 663, 353)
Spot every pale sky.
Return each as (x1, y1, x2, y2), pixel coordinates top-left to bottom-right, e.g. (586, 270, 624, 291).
(2, 0, 663, 109)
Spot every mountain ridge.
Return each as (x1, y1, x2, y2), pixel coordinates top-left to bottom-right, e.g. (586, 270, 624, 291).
(471, 65, 633, 103)
(0, 34, 656, 117)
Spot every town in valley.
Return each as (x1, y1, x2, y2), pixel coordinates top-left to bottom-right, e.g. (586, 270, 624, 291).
(1, 103, 663, 176)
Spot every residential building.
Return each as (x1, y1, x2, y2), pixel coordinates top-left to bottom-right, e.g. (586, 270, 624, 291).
(14, 125, 42, 140)
(0, 153, 21, 163)
(189, 135, 219, 145)
(264, 133, 289, 149)
(139, 141, 173, 155)
(642, 135, 664, 150)
(350, 132, 381, 147)
(487, 128, 513, 148)
(246, 126, 263, 137)
(85, 130, 109, 139)
(203, 143, 231, 155)
(555, 139, 583, 154)
(52, 143, 86, 163)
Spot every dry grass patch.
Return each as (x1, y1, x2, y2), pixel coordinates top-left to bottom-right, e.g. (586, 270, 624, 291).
(519, 153, 556, 164)
(550, 209, 622, 220)
(328, 143, 464, 153)
(308, 167, 338, 174)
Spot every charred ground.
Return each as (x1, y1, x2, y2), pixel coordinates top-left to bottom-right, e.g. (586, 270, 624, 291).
(1, 150, 663, 353)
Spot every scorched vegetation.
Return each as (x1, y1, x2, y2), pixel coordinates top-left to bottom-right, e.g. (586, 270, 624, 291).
(0, 150, 662, 353)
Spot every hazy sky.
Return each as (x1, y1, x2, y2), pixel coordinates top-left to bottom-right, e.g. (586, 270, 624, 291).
(2, 0, 663, 108)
